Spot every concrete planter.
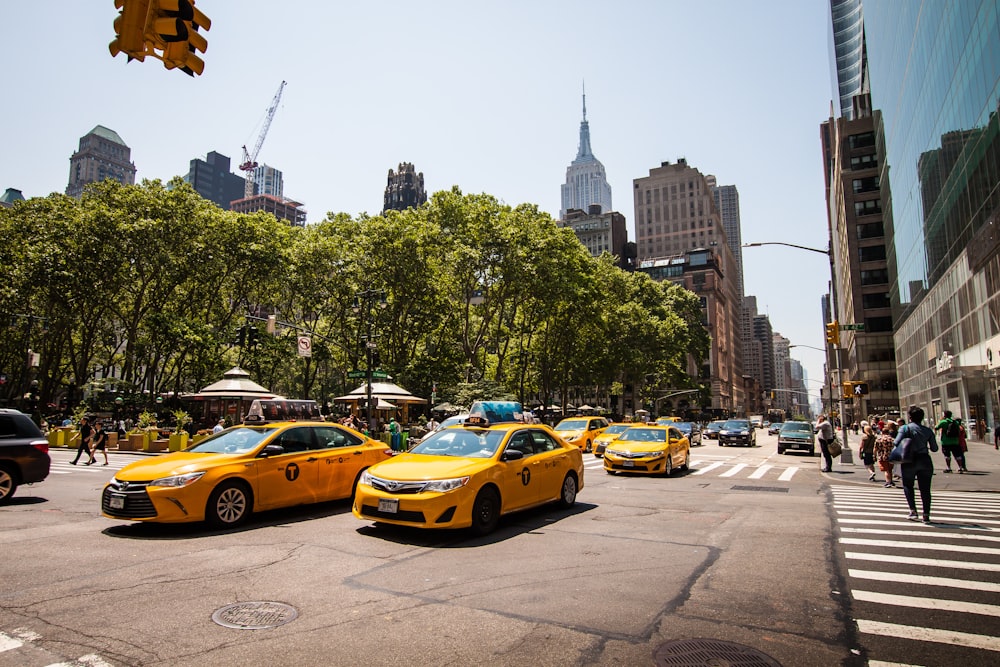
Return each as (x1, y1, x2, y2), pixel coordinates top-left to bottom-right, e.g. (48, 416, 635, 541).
(168, 432, 189, 451)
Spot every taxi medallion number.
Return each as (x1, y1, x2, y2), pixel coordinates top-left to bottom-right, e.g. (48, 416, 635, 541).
(378, 498, 399, 514)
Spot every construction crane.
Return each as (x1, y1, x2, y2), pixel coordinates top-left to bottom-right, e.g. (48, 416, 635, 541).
(239, 80, 287, 198)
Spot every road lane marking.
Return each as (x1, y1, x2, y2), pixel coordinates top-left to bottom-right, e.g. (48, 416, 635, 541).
(853, 589, 1000, 617)
(0, 633, 23, 653)
(841, 527, 1000, 543)
(836, 510, 1000, 526)
(748, 465, 772, 479)
(691, 461, 725, 475)
(848, 568, 1000, 593)
(845, 551, 1000, 572)
(857, 619, 1000, 652)
(777, 467, 798, 481)
(838, 518, 999, 532)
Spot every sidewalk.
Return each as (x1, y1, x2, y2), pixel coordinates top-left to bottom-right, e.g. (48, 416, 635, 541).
(835, 438, 1000, 492)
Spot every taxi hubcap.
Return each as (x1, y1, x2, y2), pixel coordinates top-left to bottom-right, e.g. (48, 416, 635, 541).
(562, 478, 576, 503)
(217, 488, 247, 523)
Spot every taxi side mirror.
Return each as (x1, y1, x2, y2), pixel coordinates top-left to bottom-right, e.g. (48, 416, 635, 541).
(259, 444, 285, 458)
(501, 449, 524, 462)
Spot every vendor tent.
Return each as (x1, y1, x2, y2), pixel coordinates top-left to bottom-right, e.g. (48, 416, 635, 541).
(333, 382, 427, 423)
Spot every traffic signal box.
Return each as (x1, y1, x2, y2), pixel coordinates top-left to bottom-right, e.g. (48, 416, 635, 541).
(110, 0, 211, 76)
(825, 321, 840, 346)
(842, 381, 870, 399)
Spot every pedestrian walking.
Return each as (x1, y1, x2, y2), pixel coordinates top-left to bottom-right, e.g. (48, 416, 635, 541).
(897, 406, 939, 523)
(91, 421, 109, 465)
(977, 418, 987, 441)
(70, 416, 93, 465)
(995, 423, 1000, 450)
(816, 414, 835, 472)
(858, 421, 877, 481)
(873, 420, 897, 487)
(934, 410, 966, 473)
(213, 418, 225, 433)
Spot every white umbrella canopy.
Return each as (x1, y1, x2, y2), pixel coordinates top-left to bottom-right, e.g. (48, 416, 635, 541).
(578, 404, 595, 411)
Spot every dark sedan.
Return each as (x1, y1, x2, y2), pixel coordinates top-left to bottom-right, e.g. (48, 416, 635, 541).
(703, 420, 726, 440)
(718, 419, 756, 447)
(674, 421, 702, 446)
(0, 409, 51, 503)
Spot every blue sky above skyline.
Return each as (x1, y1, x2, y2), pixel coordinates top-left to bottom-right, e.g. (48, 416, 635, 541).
(3, 1, 836, 401)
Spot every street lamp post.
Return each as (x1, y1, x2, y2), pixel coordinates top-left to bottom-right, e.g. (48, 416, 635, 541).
(743, 241, 852, 461)
(352, 289, 387, 432)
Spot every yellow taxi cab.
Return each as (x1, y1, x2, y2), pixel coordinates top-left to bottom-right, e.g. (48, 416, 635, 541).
(353, 401, 584, 535)
(655, 416, 682, 425)
(553, 416, 609, 453)
(603, 424, 690, 476)
(101, 416, 391, 528)
(592, 422, 632, 458)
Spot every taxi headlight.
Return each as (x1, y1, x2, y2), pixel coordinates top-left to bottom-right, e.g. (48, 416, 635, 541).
(359, 469, 372, 486)
(423, 476, 470, 492)
(150, 471, 205, 488)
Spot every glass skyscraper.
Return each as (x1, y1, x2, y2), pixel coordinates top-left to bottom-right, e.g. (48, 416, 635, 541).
(865, 0, 1000, 426)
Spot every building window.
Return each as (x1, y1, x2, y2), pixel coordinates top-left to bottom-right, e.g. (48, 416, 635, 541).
(854, 199, 881, 216)
(862, 292, 891, 309)
(852, 177, 880, 193)
(856, 221, 884, 239)
(864, 316, 893, 332)
(850, 153, 878, 170)
(860, 268, 889, 285)
(848, 132, 876, 149)
(859, 245, 887, 262)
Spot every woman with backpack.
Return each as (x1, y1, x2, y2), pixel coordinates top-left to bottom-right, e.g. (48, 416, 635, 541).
(934, 410, 967, 473)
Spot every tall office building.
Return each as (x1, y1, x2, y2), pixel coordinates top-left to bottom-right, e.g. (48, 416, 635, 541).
(383, 162, 427, 213)
(560, 89, 612, 219)
(184, 151, 246, 209)
(821, 91, 899, 423)
(558, 205, 632, 269)
(66, 126, 136, 197)
(863, 0, 1000, 427)
(251, 164, 283, 198)
(827, 0, 866, 120)
(706, 178, 744, 300)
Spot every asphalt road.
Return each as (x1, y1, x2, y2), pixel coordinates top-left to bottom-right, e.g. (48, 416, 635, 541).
(1, 431, 998, 666)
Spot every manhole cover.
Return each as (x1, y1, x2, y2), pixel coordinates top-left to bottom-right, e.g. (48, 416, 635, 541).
(653, 639, 782, 666)
(211, 601, 298, 630)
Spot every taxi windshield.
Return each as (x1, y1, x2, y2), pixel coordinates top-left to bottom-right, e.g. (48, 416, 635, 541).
(604, 424, 630, 434)
(555, 419, 587, 430)
(619, 428, 667, 442)
(188, 427, 276, 454)
(781, 422, 813, 433)
(409, 428, 506, 458)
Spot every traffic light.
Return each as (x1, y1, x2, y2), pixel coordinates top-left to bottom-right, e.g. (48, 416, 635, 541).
(246, 327, 259, 347)
(110, 0, 153, 61)
(842, 382, 854, 399)
(153, 0, 212, 76)
(109, 0, 211, 76)
(236, 326, 246, 346)
(853, 381, 869, 396)
(825, 321, 840, 346)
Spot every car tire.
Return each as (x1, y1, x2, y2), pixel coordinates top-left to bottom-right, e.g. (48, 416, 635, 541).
(778, 448, 785, 455)
(584, 439, 592, 453)
(605, 468, 616, 475)
(557, 473, 578, 509)
(680, 451, 690, 472)
(663, 454, 673, 477)
(206, 480, 252, 528)
(809, 447, 816, 456)
(470, 486, 501, 536)
(0, 465, 18, 505)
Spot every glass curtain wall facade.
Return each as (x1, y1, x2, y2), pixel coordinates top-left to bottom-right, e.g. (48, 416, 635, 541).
(865, 0, 1000, 429)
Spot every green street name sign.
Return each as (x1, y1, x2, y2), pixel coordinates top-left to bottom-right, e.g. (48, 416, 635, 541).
(347, 370, 389, 379)
(840, 323, 865, 331)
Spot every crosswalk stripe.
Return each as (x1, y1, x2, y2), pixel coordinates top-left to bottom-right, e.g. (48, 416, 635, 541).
(842, 527, 1000, 543)
(845, 551, 1000, 572)
(836, 510, 1000, 526)
(777, 467, 798, 481)
(748, 464, 771, 479)
(849, 568, 1000, 593)
(691, 461, 724, 475)
(0, 633, 23, 652)
(841, 537, 1000, 556)
(835, 501, 1000, 515)
(719, 463, 747, 477)
(853, 589, 1000, 617)
(857, 619, 1000, 652)
(838, 518, 999, 532)
(832, 486, 1000, 501)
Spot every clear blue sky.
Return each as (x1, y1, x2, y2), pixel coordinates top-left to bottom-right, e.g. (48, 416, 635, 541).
(3, 1, 835, 402)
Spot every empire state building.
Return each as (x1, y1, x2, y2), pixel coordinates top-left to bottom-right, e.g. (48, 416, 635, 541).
(560, 89, 612, 219)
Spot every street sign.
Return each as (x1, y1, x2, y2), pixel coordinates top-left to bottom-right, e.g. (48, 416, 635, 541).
(371, 370, 389, 379)
(297, 336, 312, 357)
(840, 323, 865, 331)
(347, 370, 389, 379)
(347, 371, 365, 379)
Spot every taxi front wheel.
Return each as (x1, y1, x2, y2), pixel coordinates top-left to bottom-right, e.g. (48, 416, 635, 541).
(470, 487, 500, 536)
(206, 481, 252, 528)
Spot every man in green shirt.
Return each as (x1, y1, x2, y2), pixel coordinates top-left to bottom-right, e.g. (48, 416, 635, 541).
(934, 410, 966, 473)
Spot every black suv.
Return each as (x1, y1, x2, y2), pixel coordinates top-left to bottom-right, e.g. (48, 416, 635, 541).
(718, 419, 756, 447)
(0, 409, 51, 503)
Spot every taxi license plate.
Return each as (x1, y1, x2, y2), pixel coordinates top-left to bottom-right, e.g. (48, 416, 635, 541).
(624, 460, 635, 468)
(378, 498, 399, 514)
(109, 494, 126, 510)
